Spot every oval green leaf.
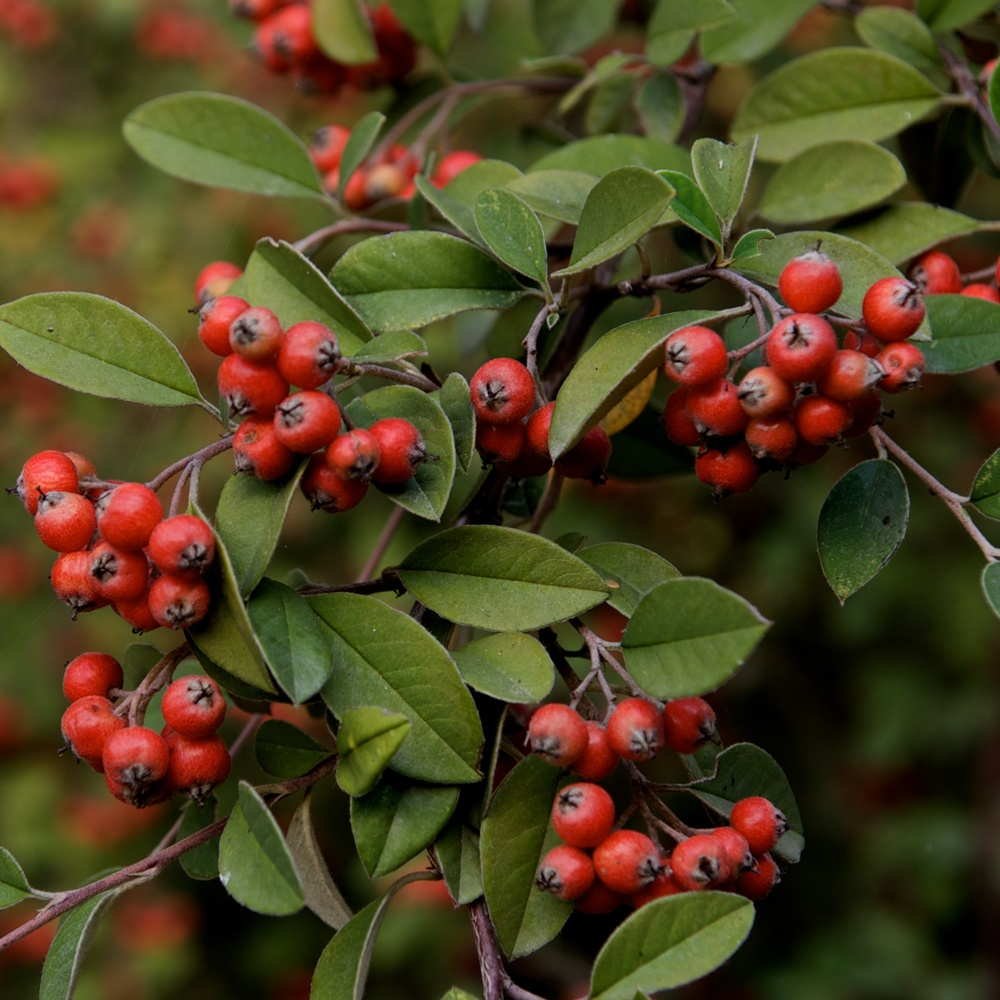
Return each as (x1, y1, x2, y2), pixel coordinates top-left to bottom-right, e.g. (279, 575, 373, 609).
(855, 7, 948, 88)
(452, 632, 555, 703)
(336, 707, 411, 797)
(918, 0, 998, 32)
(691, 135, 757, 233)
(475, 188, 550, 289)
(336, 111, 385, 198)
(255, 719, 332, 778)
(506, 169, 597, 225)
(647, 0, 735, 66)
(971, 448, 1000, 520)
(982, 562, 1000, 621)
(923, 294, 1000, 374)
(636, 73, 684, 143)
(838, 202, 981, 266)
(701, 0, 814, 64)
(388, 0, 462, 56)
(416, 160, 524, 243)
(39, 889, 119, 1000)
(578, 542, 680, 617)
(288, 794, 353, 930)
(655, 169, 721, 246)
(436, 823, 483, 905)
(0, 848, 30, 909)
(530, 135, 690, 177)
(313, 0, 377, 63)
(434, 372, 476, 473)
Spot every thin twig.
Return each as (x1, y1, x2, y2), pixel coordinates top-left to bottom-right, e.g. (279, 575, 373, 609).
(357, 506, 405, 582)
(522, 302, 554, 392)
(528, 472, 564, 534)
(940, 44, 1000, 144)
(146, 436, 233, 492)
(335, 358, 440, 392)
(297, 571, 405, 597)
(292, 218, 409, 257)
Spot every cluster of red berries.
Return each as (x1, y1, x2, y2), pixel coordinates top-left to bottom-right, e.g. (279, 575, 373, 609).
(14, 449, 216, 631)
(194, 262, 428, 512)
(232, 1, 415, 96)
(308, 123, 482, 210)
(0, 155, 58, 211)
(469, 358, 613, 482)
(60, 663, 231, 808)
(0, 0, 56, 49)
(527, 699, 785, 910)
(663, 250, 936, 495)
(909, 248, 1000, 304)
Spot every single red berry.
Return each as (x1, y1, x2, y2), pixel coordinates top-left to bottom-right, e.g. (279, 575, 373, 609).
(273, 391, 342, 454)
(711, 827, 754, 881)
(572, 721, 619, 781)
(527, 703, 588, 767)
(794, 396, 851, 446)
(148, 515, 215, 577)
(745, 417, 797, 463)
(16, 450, 79, 515)
(736, 852, 780, 900)
(961, 283, 1000, 303)
(862, 277, 925, 341)
(730, 796, 788, 854)
(164, 731, 231, 802)
(765, 314, 838, 383)
(670, 833, 725, 891)
(218, 354, 289, 418)
(695, 442, 759, 496)
(470, 358, 536, 426)
(662, 326, 728, 386)
(63, 451, 96, 482)
(819, 349, 884, 401)
(34, 491, 95, 552)
(363, 162, 408, 202)
(162, 675, 226, 739)
(309, 124, 350, 173)
(685, 380, 747, 438)
(845, 391, 882, 437)
(342, 168, 370, 211)
(737, 367, 794, 419)
(89, 540, 149, 602)
(102, 726, 171, 806)
(61, 695, 124, 769)
(432, 150, 482, 188)
(551, 782, 616, 848)
(234, 417, 296, 481)
(593, 830, 662, 894)
(95, 483, 163, 551)
(114, 592, 161, 633)
(265, 3, 316, 63)
(535, 844, 595, 901)
(556, 425, 613, 483)
(910, 250, 962, 294)
(877, 342, 925, 393)
(778, 250, 843, 313)
(325, 429, 381, 481)
(276, 321, 339, 389)
(368, 418, 426, 485)
(51, 550, 104, 615)
(197, 295, 247, 357)
(630, 865, 682, 908)
(842, 328, 882, 358)
(148, 575, 211, 630)
(229, 306, 284, 361)
(476, 422, 525, 465)
(63, 652, 123, 702)
(575, 881, 625, 915)
(663, 697, 717, 755)
(194, 260, 242, 304)
(301, 455, 369, 512)
(606, 698, 664, 762)
(662, 389, 701, 446)
(523, 402, 555, 466)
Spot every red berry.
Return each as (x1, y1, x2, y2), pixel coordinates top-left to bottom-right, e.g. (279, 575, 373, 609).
(523, 402, 555, 467)
(432, 150, 482, 188)
(95, 483, 163, 551)
(164, 731, 231, 802)
(364, 162, 408, 203)
(794, 396, 851, 446)
(606, 698, 664, 762)
(148, 575, 211, 629)
(16, 450, 79, 514)
(551, 782, 616, 848)
(162, 675, 226, 739)
(476, 422, 525, 465)
(229, 306, 284, 361)
(102, 726, 171, 806)
(63, 652, 123, 701)
(572, 721, 619, 781)
(535, 845, 595, 901)
(778, 250, 843, 313)
(670, 833, 725, 891)
(276, 321, 339, 389)
(819, 349, 884, 401)
(265, 3, 316, 63)
(593, 830, 662, 894)
(663, 697, 717, 755)
(218, 354, 290, 418)
(273, 391, 342, 454)
(61, 695, 124, 769)
(842, 328, 882, 358)
(730, 796, 788, 854)
(765, 314, 837, 382)
(342, 168, 369, 211)
(557, 425, 613, 483)
(910, 250, 962, 295)
(51, 550, 103, 615)
(575, 881, 625, 914)
(301, 455, 368, 512)
(197, 295, 247, 357)
(736, 852, 780, 900)
(527, 703, 587, 767)
(877, 342, 925, 393)
(148, 515, 216, 577)
(695, 442, 759, 495)
(194, 260, 242, 304)
(114, 592, 161, 633)
(63, 451, 96, 481)
(685, 380, 747, 438)
(630, 866, 682, 908)
(325, 429, 381, 481)
(711, 827, 754, 881)
(961, 283, 1000, 303)
(34, 491, 95, 552)
(89, 540, 149, 602)
(862, 277, 924, 341)
(662, 389, 701, 446)
(309, 124, 350, 173)
(233, 416, 296, 481)
(230, 0, 286, 20)
(662, 326, 728, 386)
(470, 358, 536, 425)
(737, 367, 794, 419)
(368, 418, 426, 485)
(745, 417, 797, 462)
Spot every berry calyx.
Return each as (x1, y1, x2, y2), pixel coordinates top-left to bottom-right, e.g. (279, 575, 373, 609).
(147, 575, 211, 629)
(730, 796, 788, 854)
(63, 652, 123, 702)
(273, 391, 342, 454)
(765, 314, 837, 383)
(233, 417, 296, 481)
(663, 697, 717, 754)
(89, 540, 149, 602)
(277, 321, 340, 389)
(197, 295, 247, 357)
(148, 515, 216, 577)
(593, 830, 662, 894)
(229, 306, 284, 361)
(161, 675, 226, 739)
(910, 250, 962, 295)
(301, 455, 368, 512)
(737, 367, 794, 420)
(535, 845, 595, 901)
(862, 277, 924, 342)
(469, 358, 536, 426)
(670, 833, 725, 891)
(572, 721, 620, 781)
(778, 250, 843, 314)
(630, 866, 682, 908)
(606, 698, 664, 762)
(34, 491, 96, 552)
(877, 342, 925, 393)
(818, 350, 884, 402)
(368, 418, 426, 485)
(694, 442, 759, 496)
(662, 326, 728, 387)
(527, 703, 587, 767)
(325, 429, 381, 481)
(95, 482, 163, 551)
(685, 380, 748, 438)
(551, 782, 616, 848)
(218, 354, 290, 419)
(102, 726, 170, 806)
(61, 695, 124, 768)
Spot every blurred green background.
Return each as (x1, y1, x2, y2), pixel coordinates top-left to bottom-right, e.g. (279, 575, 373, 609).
(0, 2, 998, 998)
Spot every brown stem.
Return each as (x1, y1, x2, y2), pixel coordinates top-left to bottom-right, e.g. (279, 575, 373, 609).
(357, 506, 405, 583)
(117, 643, 191, 726)
(522, 302, 555, 393)
(940, 44, 1000, 145)
(297, 570, 404, 597)
(292, 218, 409, 257)
(335, 358, 440, 392)
(528, 472, 564, 534)
(470, 900, 505, 1000)
(146, 436, 234, 492)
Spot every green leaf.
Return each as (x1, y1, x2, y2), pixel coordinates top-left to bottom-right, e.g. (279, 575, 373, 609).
(691, 136, 757, 235)
(39, 890, 119, 1000)
(336, 112, 386, 199)
(506, 170, 597, 225)
(548, 309, 719, 458)
(351, 783, 459, 876)
(219, 782, 304, 916)
(923, 294, 1000, 374)
(434, 373, 476, 473)
(622, 578, 770, 698)
(336, 708, 412, 797)
(313, 0, 377, 63)
(248, 579, 333, 704)
(701, 0, 815, 64)
(636, 73, 684, 143)
(481, 756, 570, 959)
(731, 48, 942, 162)
(687, 742, 805, 863)
(255, 719, 332, 778)
(730, 228, 774, 260)
(441, 990, 480, 1000)
(398, 525, 609, 631)
(578, 542, 680, 617)
(838, 202, 981, 266)
(0, 292, 206, 409)
(352, 329, 427, 364)
(589, 893, 754, 999)
(758, 141, 906, 225)
(313, 593, 484, 784)
(990, 61, 1000, 127)
(288, 793, 353, 930)
(332, 232, 525, 332)
(0, 848, 30, 908)
(971, 449, 1000, 520)
(560, 53, 634, 116)
(530, 134, 690, 178)
(855, 6, 948, 88)
(177, 799, 221, 880)
(453, 632, 555, 703)
(554, 167, 674, 277)
(917, 0, 998, 32)
(817, 459, 910, 603)
(388, 0, 462, 56)
(647, 0, 734, 66)
(982, 562, 1000, 621)
(123, 92, 323, 199)
(586, 75, 634, 137)
(346, 384, 456, 521)
(416, 160, 524, 243)
(534, 0, 618, 55)
(656, 169, 722, 246)
(436, 823, 483, 904)
(475, 189, 550, 290)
